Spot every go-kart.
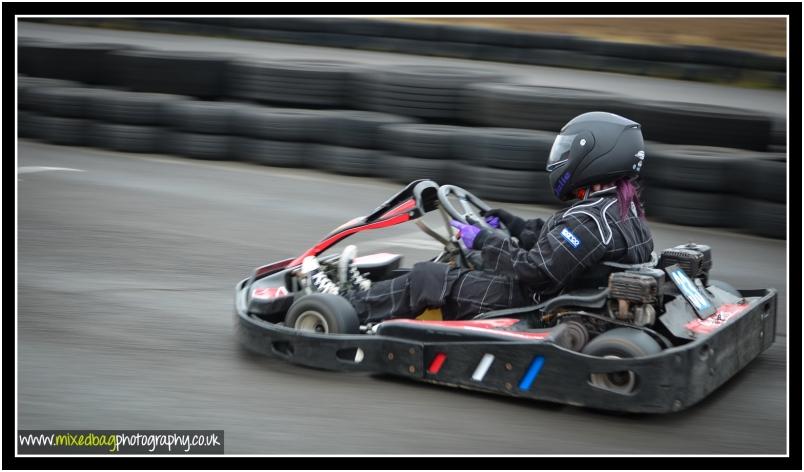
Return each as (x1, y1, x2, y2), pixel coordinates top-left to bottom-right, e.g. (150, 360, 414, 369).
(234, 180, 778, 413)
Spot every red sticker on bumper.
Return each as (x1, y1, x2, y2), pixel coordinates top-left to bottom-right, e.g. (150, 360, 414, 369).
(685, 303, 747, 335)
(252, 286, 289, 300)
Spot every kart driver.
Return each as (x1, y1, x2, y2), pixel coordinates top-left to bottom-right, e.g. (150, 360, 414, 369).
(301, 111, 654, 323)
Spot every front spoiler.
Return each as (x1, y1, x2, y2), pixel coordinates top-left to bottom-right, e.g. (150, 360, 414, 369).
(235, 279, 777, 414)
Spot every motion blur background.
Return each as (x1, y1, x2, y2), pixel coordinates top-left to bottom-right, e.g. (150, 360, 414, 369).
(17, 16, 789, 455)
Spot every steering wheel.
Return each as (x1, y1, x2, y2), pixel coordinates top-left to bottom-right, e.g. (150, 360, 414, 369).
(437, 185, 509, 235)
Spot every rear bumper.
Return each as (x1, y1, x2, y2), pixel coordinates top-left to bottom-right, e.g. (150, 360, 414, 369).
(235, 278, 777, 414)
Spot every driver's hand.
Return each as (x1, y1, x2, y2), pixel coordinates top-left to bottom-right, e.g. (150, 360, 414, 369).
(484, 216, 500, 229)
(449, 220, 483, 250)
(482, 208, 525, 236)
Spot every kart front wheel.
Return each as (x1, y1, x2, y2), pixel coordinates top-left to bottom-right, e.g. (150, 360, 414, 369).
(582, 328, 661, 394)
(285, 294, 361, 334)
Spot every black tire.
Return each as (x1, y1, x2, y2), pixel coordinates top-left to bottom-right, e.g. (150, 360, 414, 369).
(452, 162, 556, 203)
(583, 328, 662, 358)
(233, 106, 329, 142)
(87, 90, 188, 125)
(18, 39, 132, 85)
(285, 294, 360, 334)
(24, 87, 117, 118)
(165, 131, 232, 161)
(378, 154, 454, 185)
(33, 115, 90, 146)
(232, 137, 307, 167)
(18, 77, 81, 110)
(356, 65, 504, 121)
(325, 110, 418, 148)
(108, 49, 232, 99)
(462, 83, 625, 131)
(309, 145, 380, 176)
(729, 154, 787, 203)
(738, 198, 786, 239)
(641, 144, 760, 193)
(454, 127, 555, 170)
(380, 124, 468, 159)
(644, 187, 733, 227)
(768, 116, 786, 149)
(19, 111, 44, 139)
(229, 59, 361, 107)
(622, 99, 773, 151)
(581, 328, 662, 394)
(89, 123, 164, 154)
(161, 100, 244, 134)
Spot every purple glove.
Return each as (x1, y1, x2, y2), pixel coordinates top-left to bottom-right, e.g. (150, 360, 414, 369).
(485, 216, 500, 229)
(450, 220, 482, 249)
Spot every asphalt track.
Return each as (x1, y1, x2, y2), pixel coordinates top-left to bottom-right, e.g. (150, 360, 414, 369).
(16, 23, 788, 455)
(17, 141, 787, 455)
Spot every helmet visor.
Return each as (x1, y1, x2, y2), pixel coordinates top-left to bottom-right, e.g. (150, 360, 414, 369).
(546, 134, 576, 171)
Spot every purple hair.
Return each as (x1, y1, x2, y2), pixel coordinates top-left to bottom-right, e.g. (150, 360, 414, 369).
(615, 178, 645, 220)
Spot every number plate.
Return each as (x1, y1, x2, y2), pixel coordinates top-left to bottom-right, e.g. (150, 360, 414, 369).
(665, 264, 716, 319)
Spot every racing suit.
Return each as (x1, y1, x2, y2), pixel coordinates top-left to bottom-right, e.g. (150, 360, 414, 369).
(344, 188, 654, 323)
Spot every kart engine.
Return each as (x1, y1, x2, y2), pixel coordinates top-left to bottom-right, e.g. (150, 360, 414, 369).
(607, 269, 664, 326)
(658, 243, 712, 284)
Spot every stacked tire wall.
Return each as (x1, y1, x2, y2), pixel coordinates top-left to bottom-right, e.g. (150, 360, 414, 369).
(17, 38, 787, 239)
(24, 18, 786, 89)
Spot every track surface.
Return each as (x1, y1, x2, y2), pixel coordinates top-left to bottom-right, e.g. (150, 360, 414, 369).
(18, 141, 787, 454)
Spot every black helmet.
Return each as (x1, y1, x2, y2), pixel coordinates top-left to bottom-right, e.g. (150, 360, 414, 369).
(546, 111, 645, 201)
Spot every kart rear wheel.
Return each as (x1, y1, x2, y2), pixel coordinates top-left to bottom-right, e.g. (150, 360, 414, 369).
(285, 294, 360, 334)
(582, 328, 661, 394)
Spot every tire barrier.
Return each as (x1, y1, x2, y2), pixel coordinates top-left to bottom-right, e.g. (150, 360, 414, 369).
(162, 100, 246, 135)
(380, 124, 470, 160)
(86, 90, 189, 126)
(454, 128, 556, 170)
(229, 59, 362, 108)
(232, 106, 330, 142)
(107, 49, 233, 99)
(24, 86, 110, 119)
(233, 138, 308, 168)
(452, 162, 556, 204)
(377, 154, 455, 185)
(164, 131, 233, 161)
(462, 84, 626, 132)
(640, 145, 763, 193)
(18, 38, 132, 85)
(17, 73, 786, 239)
(27, 114, 90, 146)
(17, 36, 782, 152)
(738, 198, 786, 239)
(308, 145, 380, 176)
(730, 154, 787, 203)
(616, 101, 773, 152)
(644, 187, 734, 228)
(89, 123, 165, 154)
(320, 110, 419, 149)
(355, 65, 506, 121)
(27, 18, 784, 88)
(18, 76, 80, 110)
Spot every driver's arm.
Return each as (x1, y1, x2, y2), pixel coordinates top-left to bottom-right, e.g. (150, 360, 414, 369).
(475, 213, 608, 292)
(484, 208, 544, 250)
